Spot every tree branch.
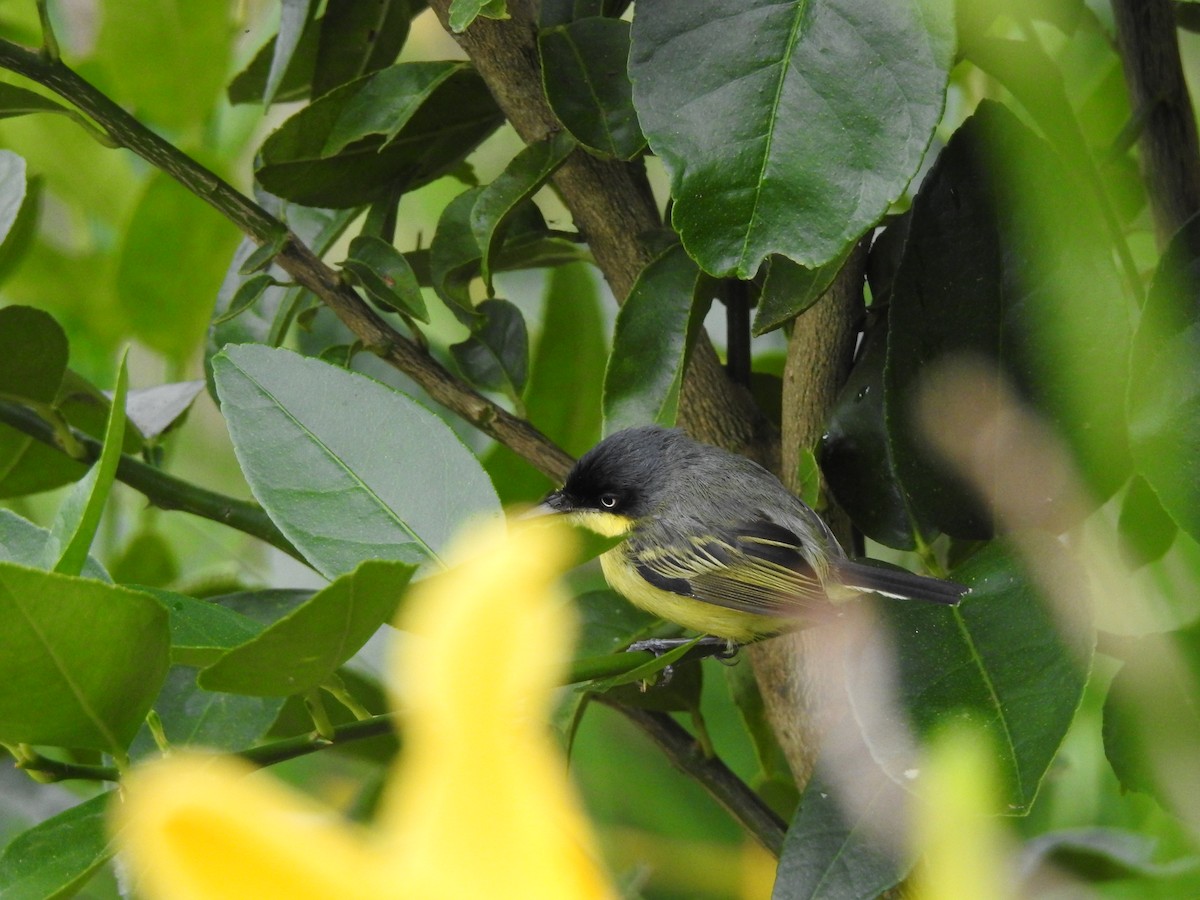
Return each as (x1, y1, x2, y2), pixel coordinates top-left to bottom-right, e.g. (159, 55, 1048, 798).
(0, 38, 573, 482)
(598, 698, 787, 857)
(1111, 0, 1200, 246)
(427, 1, 777, 464)
(0, 399, 305, 563)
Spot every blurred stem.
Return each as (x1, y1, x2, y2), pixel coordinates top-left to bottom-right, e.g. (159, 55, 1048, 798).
(0, 398, 306, 564)
(1111, 0, 1200, 250)
(35, 0, 59, 61)
(0, 38, 573, 482)
(597, 697, 787, 858)
(723, 279, 752, 388)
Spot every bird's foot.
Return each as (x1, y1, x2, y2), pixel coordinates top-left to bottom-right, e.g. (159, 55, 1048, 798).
(625, 636, 740, 687)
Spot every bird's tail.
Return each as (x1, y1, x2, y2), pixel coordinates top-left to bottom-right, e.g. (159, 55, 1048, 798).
(829, 559, 968, 606)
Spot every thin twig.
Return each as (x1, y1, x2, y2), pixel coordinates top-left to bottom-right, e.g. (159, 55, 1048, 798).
(598, 697, 788, 857)
(0, 399, 304, 562)
(0, 38, 573, 482)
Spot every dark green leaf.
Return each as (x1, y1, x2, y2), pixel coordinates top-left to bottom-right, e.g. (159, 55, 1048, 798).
(820, 313, 922, 550)
(342, 235, 428, 321)
(471, 131, 575, 288)
(117, 173, 241, 360)
(430, 186, 486, 320)
(129, 666, 285, 759)
(483, 262, 605, 504)
(885, 102, 1132, 539)
(0, 563, 169, 753)
(199, 559, 416, 696)
(239, 233, 287, 275)
(0, 173, 42, 287)
(227, 19, 320, 105)
(0, 305, 67, 403)
(450, 298, 529, 398)
(774, 767, 905, 900)
(1117, 475, 1177, 569)
(0, 510, 109, 581)
(265, 0, 319, 105)
(1019, 828, 1200, 884)
(108, 530, 179, 588)
(256, 63, 503, 208)
(211, 273, 274, 327)
(629, 0, 953, 277)
(0, 792, 115, 900)
(1102, 623, 1200, 811)
(604, 242, 713, 433)
(1128, 214, 1200, 545)
(0, 84, 73, 121)
(0, 150, 26, 246)
(573, 589, 661, 659)
(47, 354, 127, 576)
(448, 0, 509, 32)
(134, 586, 264, 668)
(313, 0, 426, 97)
(854, 538, 1092, 813)
(539, 19, 645, 159)
(211, 345, 502, 577)
(754, 250, 849, 335)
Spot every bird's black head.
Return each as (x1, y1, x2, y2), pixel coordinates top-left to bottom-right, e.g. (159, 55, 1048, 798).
(538, 426, 682, 530)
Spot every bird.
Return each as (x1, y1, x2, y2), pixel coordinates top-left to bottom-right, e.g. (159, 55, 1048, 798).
(530, 425, 968, 645)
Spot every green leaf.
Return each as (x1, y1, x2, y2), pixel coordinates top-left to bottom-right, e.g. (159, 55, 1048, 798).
(124, 380, 205, 441)
(117, 173, 241, 360)
(128, 666, 285, 759)
(0, 510, 109, 581)
(1128, 214, 1200, 545)
(96, 0, 232, 130)
(211, 345, 502, 577)
(1102, 623, 1200, 810)
(854, 538, 1092, 813)
(1117, 475, 1177, 569)
(430, 186, 487, 320)
(820, 313, 922, 550)
(572, 589, 662, 659)
(228, 18, 320, 105)
(774, 767, 905, 900)
(46, 352, 127, 576)
(108, 530, 179, 588)
(603, 242, 714, 433)
(209, 201, 359, 357)
(0, 305, 67, 404)
(256, 63, 503, 208)
(885, 102, 1132, 539)
(1020, 828, 1200, 883)
(450, 298, 529, 399)
(539, 18, 645, 160)
(312, 0, 426, 97)
(483, 262, 605, 504)
(754, 250, 849, 335)
(133, 586, 264, 667)
(449, 0, 509, 32)
(342, 235, 429, 322)
(0, 173, 41, 288)
(0, 792, 115, 900)
(211, 272, 274, 326)
(471, 132, 575, 289)
(0, 150, 26, 247)
(199, 559, 416, 696)
(264, 0, 319, 105)
(629, 0, 953, 277)
(0, 84, 74, 121)
(0, 563, 169, 753)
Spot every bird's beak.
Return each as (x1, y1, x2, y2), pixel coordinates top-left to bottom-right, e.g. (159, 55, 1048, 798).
(517, 490, 570, 520)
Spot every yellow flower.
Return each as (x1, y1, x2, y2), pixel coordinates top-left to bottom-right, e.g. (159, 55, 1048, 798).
(111, 521, 617, 900)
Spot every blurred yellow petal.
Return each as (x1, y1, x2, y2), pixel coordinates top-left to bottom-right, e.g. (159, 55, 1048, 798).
(911, 725, 1014, 900)
(378, 521, 616, 899)
(111, 754, 394, 900)
(111, 520, 616, 900)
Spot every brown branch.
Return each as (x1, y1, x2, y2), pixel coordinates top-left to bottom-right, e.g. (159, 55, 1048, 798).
(428, 0, 776, 464)
(1111, 0, 1200, 246)
(0, 39, 574, 483)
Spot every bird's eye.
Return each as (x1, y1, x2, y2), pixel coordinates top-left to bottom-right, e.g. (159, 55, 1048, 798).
(598, 493, 619, 510)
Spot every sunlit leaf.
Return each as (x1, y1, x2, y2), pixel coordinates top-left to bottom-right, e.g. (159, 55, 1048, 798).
(603, 242, 713, 433)
(0, 563, 169, 753)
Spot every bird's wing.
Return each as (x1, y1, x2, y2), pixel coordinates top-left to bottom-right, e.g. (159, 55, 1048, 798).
(627, 519, 830, 618)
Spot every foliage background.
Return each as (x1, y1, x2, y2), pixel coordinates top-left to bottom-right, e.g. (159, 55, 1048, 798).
(0, 0, 1199, 897)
